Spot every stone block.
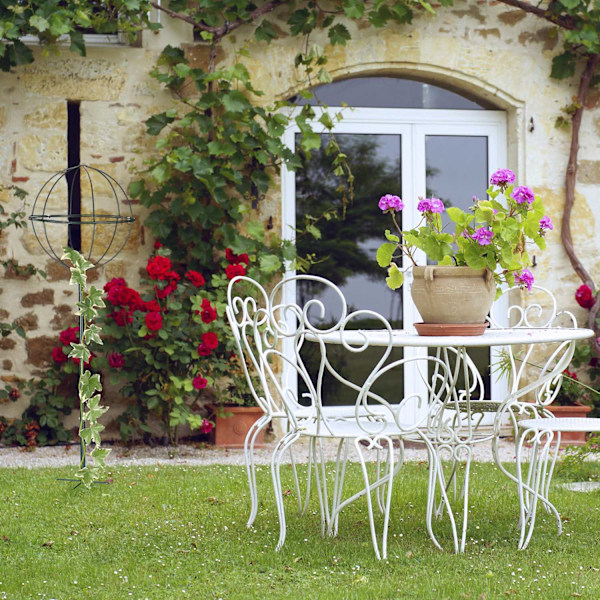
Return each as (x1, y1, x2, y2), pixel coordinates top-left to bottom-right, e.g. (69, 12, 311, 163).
(17, 134, 67, 173)
(578, 160, 600, 184)
(0, 338, 16, 350)
(16, 312, 39, 331)
(50, 305, 78, 331)
(45, 260, 71, 282)
(20, 56, 126, 102)
(21, 289, 54, 307)
(23, 103, 67, 129)
(25, 335, 56, 367)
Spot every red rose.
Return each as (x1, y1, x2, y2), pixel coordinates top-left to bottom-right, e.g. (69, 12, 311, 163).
(192, 375, 208, 390)
(202, 331, 218, 350)
(145, 311, 163, 332)
(563, 369, 578, 380)
(197, 343, 212, 357)
(111, 309, 133, 327)
(144, 300, 161, 313)
(155, 280, 178, 299)
(200, 419, 213, 434)
(9, 388, 20, 400)
(200, 298, 217, 323)
(108, 352, 125, 369)
(118, 287, 144, 311)
(106, 284, 125, 306)
(52, 346, 68, 364)
(59, 326, 79, 346)
(575, 284, 595, 309)
(154, 241, 162, 249)
(225, 248, 250, 265)
(186, 270, 205, 287)
(104, 277, 127, 293)
(225, 264, 246, 280)
(147, 256, 173, 280)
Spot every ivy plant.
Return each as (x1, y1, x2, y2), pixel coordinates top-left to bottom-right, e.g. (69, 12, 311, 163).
(62, 247, 109, 487)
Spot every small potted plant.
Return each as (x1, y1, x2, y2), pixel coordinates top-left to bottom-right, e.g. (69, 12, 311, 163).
(548, 368, 594, 445)
(376, 169, 552, 332)
(209, 369, 266, 448)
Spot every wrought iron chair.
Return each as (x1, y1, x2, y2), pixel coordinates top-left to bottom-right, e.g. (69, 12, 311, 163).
(419, 286, 578, 552)
(258, 274, 456, 559)
(515, 417, 600, 549)
(226, 276, 307, 528)
(227, 274, 360, 527)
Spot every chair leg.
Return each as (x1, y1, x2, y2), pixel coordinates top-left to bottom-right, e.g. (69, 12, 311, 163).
(330, 438, 349, 537)
(245, 414, 271, 529)
(314, 438, 332, 536)
(426, 440, 460, 553)
(354, 436, 394, 560)
(272, 431, 300, 552)
(518, 429, 555, 550)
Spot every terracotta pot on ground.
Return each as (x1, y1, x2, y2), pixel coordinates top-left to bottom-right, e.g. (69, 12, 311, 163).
(213, 405, 266, 449)
(547, 404, 593, 446)
(411, 265, 496, 325)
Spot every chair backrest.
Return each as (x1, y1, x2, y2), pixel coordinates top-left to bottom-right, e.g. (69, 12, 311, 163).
(226, 276, 280, 416)
(488, 285, 577, 408)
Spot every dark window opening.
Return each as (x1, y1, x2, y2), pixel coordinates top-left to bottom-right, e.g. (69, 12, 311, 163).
(66, 100, 81, 252)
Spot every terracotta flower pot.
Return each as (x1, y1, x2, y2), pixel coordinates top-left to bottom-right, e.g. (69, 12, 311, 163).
(213, 405, 266, 449)
(411, 265, 496, 325)
(547, 404, 593, 446)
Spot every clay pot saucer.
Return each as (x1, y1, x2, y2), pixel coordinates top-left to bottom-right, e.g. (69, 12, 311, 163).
(414, 322, 489, 336)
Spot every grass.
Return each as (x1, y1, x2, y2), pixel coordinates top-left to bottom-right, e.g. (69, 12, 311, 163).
(0, 459, 599, 600)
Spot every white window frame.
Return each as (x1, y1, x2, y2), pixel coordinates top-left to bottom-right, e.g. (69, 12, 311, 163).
(281, 106, 509, 422)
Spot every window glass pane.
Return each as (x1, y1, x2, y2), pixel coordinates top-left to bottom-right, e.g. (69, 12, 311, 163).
(425, 135, 491, 398)
(292, 77, 492, 109)
(296, 133, 404, 405)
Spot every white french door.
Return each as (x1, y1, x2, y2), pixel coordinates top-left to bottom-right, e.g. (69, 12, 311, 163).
(281, 107, 508, 422)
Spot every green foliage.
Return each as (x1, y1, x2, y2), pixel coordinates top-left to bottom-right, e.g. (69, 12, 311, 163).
(0, 1, 155, 71)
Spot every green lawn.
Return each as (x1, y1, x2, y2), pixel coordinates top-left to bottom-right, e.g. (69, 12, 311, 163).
(0, 460, 599, 599)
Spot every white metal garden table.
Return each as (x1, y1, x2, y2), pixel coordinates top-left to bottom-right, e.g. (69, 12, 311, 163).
(311, 326, 594, 551)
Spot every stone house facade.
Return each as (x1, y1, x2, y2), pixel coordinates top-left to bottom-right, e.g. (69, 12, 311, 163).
(0, 3, 598, 433)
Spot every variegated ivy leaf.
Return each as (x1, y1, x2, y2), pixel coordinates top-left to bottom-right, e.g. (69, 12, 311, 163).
(76, 296, 97, 321)
(69, 343, 91, 363)
(69, 268, 87, 287)
(87, 286, 106, 308)
(79, 372, 102, 399)
(84, 324, 103, 345)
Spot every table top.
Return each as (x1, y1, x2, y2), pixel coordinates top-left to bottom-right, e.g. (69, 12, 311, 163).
(308, 327, 595, 348)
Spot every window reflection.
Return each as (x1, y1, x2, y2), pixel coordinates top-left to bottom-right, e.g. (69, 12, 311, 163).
(296, 133, 404, 405)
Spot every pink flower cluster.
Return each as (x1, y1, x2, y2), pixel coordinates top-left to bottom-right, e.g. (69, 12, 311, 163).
(489, 169, 516, 187)
(417, 197, 444, 214)
(515, 269, 534, 291)
(378, 194, 404, 212)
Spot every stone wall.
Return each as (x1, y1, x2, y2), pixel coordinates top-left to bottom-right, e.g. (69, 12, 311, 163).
(1, 2, 599, 437)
